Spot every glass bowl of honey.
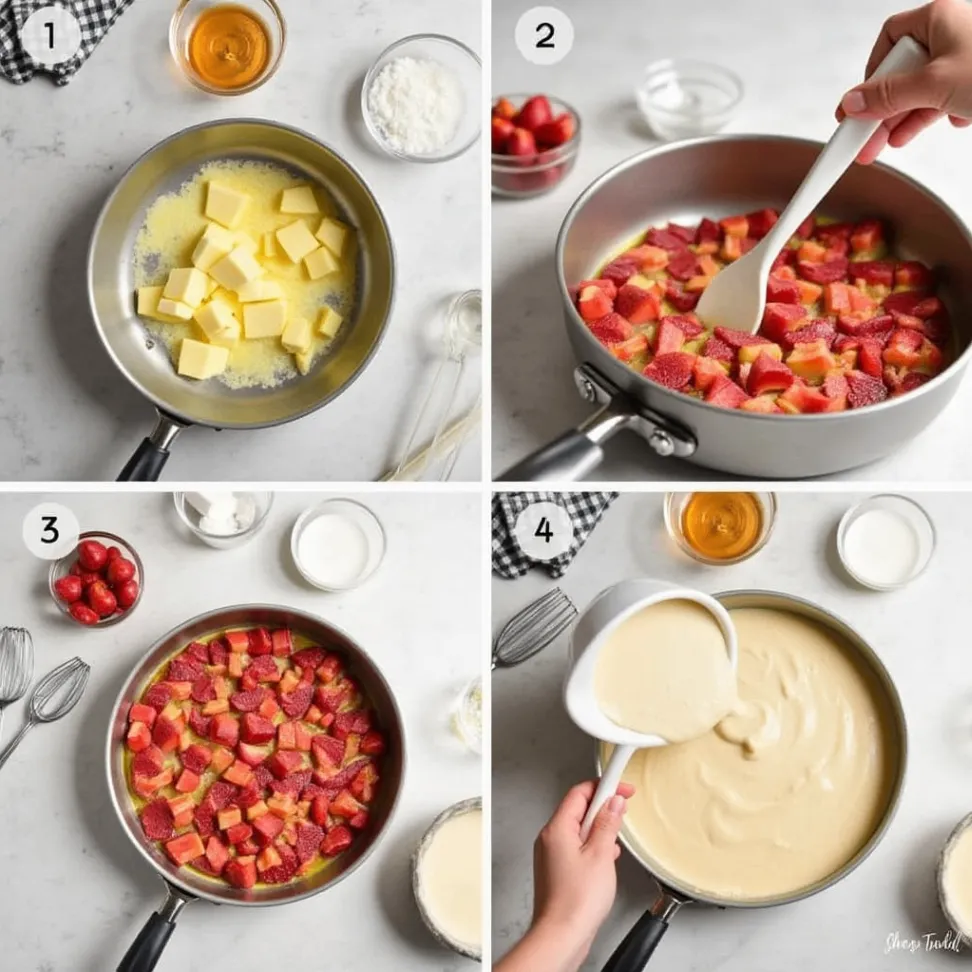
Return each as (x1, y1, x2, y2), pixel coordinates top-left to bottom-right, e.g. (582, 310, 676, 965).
(170, 0, 285, 96)
(664, 491, 777, 566)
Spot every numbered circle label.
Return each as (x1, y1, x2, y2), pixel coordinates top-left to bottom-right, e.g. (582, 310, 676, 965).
(515, 6, 574, 66)
(514, 500, 574, 561)
(20, 5, 83, 67)
(23, 503, 80, 560)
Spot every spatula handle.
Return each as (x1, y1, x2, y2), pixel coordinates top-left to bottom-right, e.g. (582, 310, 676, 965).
(763, 36, 929, 254)
(580, 744, 636, 842)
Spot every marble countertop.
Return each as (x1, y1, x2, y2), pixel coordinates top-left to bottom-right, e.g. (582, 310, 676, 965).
(0, 491, 481, 971)
(491, 0, 972, 482)
(0, 0, 481, 482)
(492, 490, 972, 969)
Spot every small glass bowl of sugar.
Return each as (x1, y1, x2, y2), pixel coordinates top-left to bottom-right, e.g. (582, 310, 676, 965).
(362, 33, 482, 163)
(291, 498, 386, 591)
(837, 494, 936, 591)
(174, 492, 274, 549)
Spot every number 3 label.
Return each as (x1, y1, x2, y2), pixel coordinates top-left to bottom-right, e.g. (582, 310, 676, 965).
(515, 7, 574, 66)
(19, 6, 83, 67)
(22, 503, 80, 560)
(513, 501, 574, 561)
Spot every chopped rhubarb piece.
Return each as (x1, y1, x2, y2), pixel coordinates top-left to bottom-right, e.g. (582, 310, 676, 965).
(295, 723, 313, 753)
(693, 356, 729, 392)
(225, 857, 257, 889)
(849, 219, 884, 252)
(316, 654, 344, 684)
(705, 375, 750, 409)
(210, 746, 234, 774)
(747, 353, 795, 396)
(313, 734, 346, 768)
(205, 837, 230, 874)
(127, 722, 152, 753)
(665, 249, 699, 282)
(588, 312, 633, 345)
(223, 759, 254, 787)
(611, 334, 650, 362)
(577, 284, 613, 323)
(766, 277, 800, 304)
(778, 383, 832, 413)
(239, 712, 275, 745)
(132, 744, 164, 778)
(719, 214, 748, 238)
(624, 244, 671, 271)
(822, 282, 853, 315)
(237, 741, 270, 767)
(321, 825, 354, 858)
(246, 628, 272, 657)
(738, 342, 782, 364)
(168, 794, 195, 828)
(247, 799, 270, 820)
(848, 260, 894, 287)
(129, 703, 157, 727)
(133, 769, 173, 798)
(643, 352, 695, 390)
(761, 302, 807, 343)
(209, 712, 240, 748)
(167, 682, 192, 701)
(780, 320, 836, 350)
(615, 282, 661, 323)
(795, 280, 823, 305)
(228, 654, 244, 678)
(858, 340, 885, 378)
(175, 768, 200, 793)
(226, 822, 254, 846)
(218, 807, 243, 831)
(720, 235, 743, 262)
(268, 749, 305, 779)
(739, 396, 783, 414)
(278, 721, 298, 750)
(350, 762, 379, 802)
(343, 734, 361, 764)
(252, 812, 285, 845)
(152, 715, 180, 754)
(165, 832, 205, 867)
(225, 631, 249, 653)
(846, 370, 888, 408)
(787, 339, 838, 381)
(140, 799, 175, 841)
(895, 260, 933, 290)
(664, 279, 700, 311)
(202, 699, 229, 716)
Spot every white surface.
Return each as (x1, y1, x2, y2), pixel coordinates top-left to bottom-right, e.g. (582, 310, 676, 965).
(0, 0, 481, 482)
(492, 490, 972, 969)
(490, 0, 972, 481)
(0, 491, 481, 971)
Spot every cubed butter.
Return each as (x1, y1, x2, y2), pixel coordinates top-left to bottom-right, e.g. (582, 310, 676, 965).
(136, 286, 179, 322)
(164, 267, 210, 309)
(236, 279, 285, 303)
(304, 246, 339, 281)
(205, 276, 220, 298)
(191, 224, 236, 272)
(205, 182, 249, 229)
(280, 186, 320, 215)
(194, 298, 240, 344)
(275, 220, 320, 263)
(315, 217, 349, 257)
(281, 315, 312, 353)
(294, 349, 314, 375)
(157, 297, 194, 320)
(262, 232, 278, 258)
(235, 231, 259, 253)
(318, 305, 343, 339)
(178, 338, 230, 379)
(209, 246, 265, 291)
(243, 299, 287, 339)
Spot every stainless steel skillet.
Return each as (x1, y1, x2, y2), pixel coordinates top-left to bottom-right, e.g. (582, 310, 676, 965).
(87, 119, 395, 481)
(105, 605, 406, 972)
(500, 135, 972, 481)
(596, 590, 907, 971)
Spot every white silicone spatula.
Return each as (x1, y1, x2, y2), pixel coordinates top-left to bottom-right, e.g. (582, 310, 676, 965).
(695, 36, 929, 333)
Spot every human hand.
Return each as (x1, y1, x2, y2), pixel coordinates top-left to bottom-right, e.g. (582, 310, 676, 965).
(838, 0, 972, 163)
(531, 780, 635, 960)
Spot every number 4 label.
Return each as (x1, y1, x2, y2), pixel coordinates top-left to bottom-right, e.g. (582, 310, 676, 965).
(515, 7, 574, 66)
(513, 500, 574, 560)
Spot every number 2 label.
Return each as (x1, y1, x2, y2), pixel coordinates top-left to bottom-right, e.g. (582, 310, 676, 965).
(515, 7, 574, 66)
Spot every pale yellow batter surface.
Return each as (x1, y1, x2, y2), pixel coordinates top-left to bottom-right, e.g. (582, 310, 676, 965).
(594, 599, 735, 742)
(606, 607, 898, 900)
(418, 808, 482, 950)
(942, 823, 972, 937)
(133, 159, 356, 389)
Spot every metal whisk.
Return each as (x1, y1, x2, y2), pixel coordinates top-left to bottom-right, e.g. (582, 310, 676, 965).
(0, 627, 34, 742)
(0, 656, 90, 773)
(493, 588, 578, 669)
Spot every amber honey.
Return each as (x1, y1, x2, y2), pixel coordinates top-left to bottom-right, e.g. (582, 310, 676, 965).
(187, 4, 271, 90)
(680, 492, 764, 561)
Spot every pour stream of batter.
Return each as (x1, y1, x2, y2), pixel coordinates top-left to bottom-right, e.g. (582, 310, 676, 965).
(607, 608, 897, 899)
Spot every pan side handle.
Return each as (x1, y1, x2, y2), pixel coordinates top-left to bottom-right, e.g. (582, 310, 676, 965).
(117, 412, 187, 482)
(600, 893, 683, 972)
(117, 884, 192, 972)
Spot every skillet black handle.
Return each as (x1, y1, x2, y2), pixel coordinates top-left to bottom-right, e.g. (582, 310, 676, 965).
(498, 430, 605, 482)
(117, 910, 178, 972)
(600, 908, 671, 972)
(117, 412, 187, 482)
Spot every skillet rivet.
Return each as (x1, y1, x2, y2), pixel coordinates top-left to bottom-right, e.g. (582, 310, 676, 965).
(576, 376, 596, 402)
(649, 430, 674, 457)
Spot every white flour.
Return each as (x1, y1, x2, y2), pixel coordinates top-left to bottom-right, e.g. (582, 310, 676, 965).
(367, 56, 463, 156)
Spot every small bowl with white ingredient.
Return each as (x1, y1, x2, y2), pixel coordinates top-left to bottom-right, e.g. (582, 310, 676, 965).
(173, 491, 274, 549)
(291, 498, 386, 591)
(836, 494, 936, 591)
(362, 33, 481, 163)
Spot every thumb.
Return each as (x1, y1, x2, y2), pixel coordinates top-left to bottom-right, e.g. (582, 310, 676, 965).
(585, 794, 625, 853)
(841, 66, 948, 119)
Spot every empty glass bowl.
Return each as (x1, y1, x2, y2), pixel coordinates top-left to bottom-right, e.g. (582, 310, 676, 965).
(636, 59, 743, 141)
(362, 33, 481, 163)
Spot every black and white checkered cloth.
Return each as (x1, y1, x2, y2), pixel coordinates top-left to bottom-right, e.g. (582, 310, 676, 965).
(492, 492, 618, 579)
(0, 0, 134, 85)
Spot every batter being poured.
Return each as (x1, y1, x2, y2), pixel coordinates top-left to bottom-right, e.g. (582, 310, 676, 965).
(594, 598, 736, 742)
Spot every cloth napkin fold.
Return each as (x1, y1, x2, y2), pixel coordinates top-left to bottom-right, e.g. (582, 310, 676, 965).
(1, 0, 134, 85)
(492, 491, 618, 579)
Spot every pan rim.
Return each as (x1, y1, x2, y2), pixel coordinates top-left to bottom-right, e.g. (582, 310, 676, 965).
(104, 602, 407, 907)
(598, 587, 908, 910)
(86, 117, 397, 430)
(555, 132, 972, 423)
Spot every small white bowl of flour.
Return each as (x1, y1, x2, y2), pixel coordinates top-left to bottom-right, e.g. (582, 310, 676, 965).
(362, 33, 481, 163)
